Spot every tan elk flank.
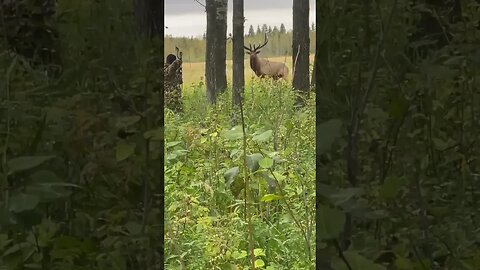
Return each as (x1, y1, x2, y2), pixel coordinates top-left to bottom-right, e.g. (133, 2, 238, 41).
(244, 34, 289, 80)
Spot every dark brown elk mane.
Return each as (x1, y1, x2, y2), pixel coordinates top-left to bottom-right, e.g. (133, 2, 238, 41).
(244, 34, 289, 80)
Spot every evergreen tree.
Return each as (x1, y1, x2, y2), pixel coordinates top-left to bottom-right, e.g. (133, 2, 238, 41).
(256, 25, 261, 35)
(280, 23, 286, 34)
(261, 24, 268, 33)
(248, 25, 255, 36)
(311, 22, 315, 31)
(273, 26, 279, 33)
(268, 26, 272, 33)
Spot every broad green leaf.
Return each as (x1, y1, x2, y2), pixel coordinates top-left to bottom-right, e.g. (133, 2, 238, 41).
(332, 251, 385, 270)
(8, 156, 55, 175)
(115, 115, 141, 128)
(26, 185, 68, 201)
(395, 256, 415, 269)
(9, 193, 40, 212)
(272, 171, 285, 182)
(260, 194, 282, 202)
(0, 234, 11, 250)
(379, 176, 404, 200)
(246, 153, 264, 172)
(224, 167, 240, 186)
(232, 250, 247, 259)
(2, 242, 30, 257)
(317, 119, 342, 155)
(143, 127, 163, 140)
(30, 170, 62, 183)
(116, 142, 135, 161)
(254, 248, 266, 257)
(255, 259, 265, 268)
(252, 130, 273, 143)
(259, 157, 273, 169)
(125, 222, 142, 235)
(330, 188, 363, 205)
(318, 184, 362, 206)
(166, 141, 182, 148)
(317, 205, 345, 240)
(167, 149, 188, 160)
(222, 125, 243, 140)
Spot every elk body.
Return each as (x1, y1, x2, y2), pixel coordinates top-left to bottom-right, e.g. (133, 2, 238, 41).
(244, 34, 289, 80)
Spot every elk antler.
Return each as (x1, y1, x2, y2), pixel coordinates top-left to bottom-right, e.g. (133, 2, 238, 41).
(256, 33, 268, 51)
(244, 33, 269, 53)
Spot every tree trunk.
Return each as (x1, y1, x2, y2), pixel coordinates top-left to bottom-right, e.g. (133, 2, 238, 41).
(311, 51, 317, 90)
(214, 0, 228, 94)
(232, 0, 244, 107)
(206, 0, 217, 103)
(292, 0, 310, 106)
(206, 0, 228, 104)
(133, 0, 162, 39)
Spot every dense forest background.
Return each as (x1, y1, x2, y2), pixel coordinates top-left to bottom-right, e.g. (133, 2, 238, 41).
(317, 0, 480, 269)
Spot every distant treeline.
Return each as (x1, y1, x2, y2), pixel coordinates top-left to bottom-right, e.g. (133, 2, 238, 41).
(165, 23, 316, 63)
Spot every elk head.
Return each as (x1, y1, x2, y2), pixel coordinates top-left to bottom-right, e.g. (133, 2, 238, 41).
(244, 34, 289, 80)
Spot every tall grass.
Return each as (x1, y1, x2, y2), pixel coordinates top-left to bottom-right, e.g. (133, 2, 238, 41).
(180, 54, 315, 87)
(164, 79, 316, 269)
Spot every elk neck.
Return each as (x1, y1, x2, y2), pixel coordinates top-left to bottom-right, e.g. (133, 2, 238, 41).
(249, 54, 260, 74)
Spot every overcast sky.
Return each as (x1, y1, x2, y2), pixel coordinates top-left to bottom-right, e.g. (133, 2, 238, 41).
(165, 0, 316, 38)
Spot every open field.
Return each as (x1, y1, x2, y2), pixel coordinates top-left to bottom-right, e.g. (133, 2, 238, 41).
(181, 54, 315, 87)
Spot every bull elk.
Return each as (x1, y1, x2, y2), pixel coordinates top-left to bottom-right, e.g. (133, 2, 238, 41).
(244, 34, 289, 80)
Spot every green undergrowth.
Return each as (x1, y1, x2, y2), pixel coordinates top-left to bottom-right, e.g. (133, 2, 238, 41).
(164, 80, 316, 269)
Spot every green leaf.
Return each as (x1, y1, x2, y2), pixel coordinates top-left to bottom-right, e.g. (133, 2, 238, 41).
(224, 167, 240, 186)
(395, 256, 415, 269)
(259, 157, 273, 169)
(332, 251, 385, 270)
(222, 125, 243, 140)
(260, 194, 282, 202)
(9, 193, 40, 212)
(143, 127, 163, 140)
(317, 205, 345, 240)
(317, 119, 342, 155)
(272, 171, 285, 182)
(115, 142, 135, 161)
(25, 182, 78, 201)
(254, 248, 266, 257)
(246, 153, 264, 172)
(317, 184, 362, 206)
(379, 176, 404, 200)
(255, 259, 265, 268)
(30, 170, 62, 183)
(125, 222, 142, 235)
(166, 141, 182, 148)
(232, 250, 247, 259)
(329, 188, 363, 205)
(7, 156, 55, 175)
(115, 115, 141, 128)
(252, 130, 273, 143)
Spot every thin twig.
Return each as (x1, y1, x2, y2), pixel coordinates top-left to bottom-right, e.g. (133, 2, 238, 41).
(334, 239, 353, 270)
(238, 94, 256, 270)
(193, 0, 206, 9)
